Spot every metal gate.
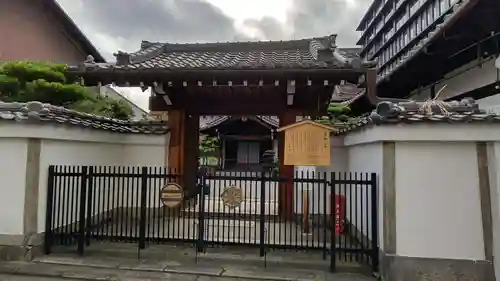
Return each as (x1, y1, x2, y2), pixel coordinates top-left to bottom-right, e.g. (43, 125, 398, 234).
(44, 165, 378, 272)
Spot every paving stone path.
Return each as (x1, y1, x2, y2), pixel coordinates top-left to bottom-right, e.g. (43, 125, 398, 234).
(0, 257, 376, 281)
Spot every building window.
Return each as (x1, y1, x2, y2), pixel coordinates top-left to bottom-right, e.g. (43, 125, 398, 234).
(440, 0, 448, 12)
(427, 5, 433, 24)
(421, 13, 426, 29)
(434, 0, 440, 17)
(410, 0, 419, 15)
(416, 17, 421, 34)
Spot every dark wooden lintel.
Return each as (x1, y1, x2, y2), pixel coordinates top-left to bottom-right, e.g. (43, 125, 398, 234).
(68, 70, 360, 87)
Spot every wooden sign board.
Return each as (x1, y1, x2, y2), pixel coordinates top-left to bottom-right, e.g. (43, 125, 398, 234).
(277, 120, 332, 166)
(160, 183, 184, 208)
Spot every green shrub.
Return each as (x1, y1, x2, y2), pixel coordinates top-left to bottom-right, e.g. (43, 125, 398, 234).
(0, 61, 133, 120)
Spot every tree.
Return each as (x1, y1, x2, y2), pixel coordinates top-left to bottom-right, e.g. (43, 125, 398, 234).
(0, 61, 133, 120)
(316, 104, 352, 125)
(199, 136, 219, 154)
(199, 136, 220, 166)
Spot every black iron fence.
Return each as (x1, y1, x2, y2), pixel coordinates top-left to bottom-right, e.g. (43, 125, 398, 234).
(44, 165, 378, 272)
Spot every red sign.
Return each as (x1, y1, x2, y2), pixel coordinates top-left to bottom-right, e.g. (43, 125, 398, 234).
(334, 195, 346, 235)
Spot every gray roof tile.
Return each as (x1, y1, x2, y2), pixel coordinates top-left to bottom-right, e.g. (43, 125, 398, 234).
(0, 101, 168, 135)
(200, 115, 279, 131)
(336, 98, 500, 134)
(72, 35, 374, 72)
(330, 83, 365, 104)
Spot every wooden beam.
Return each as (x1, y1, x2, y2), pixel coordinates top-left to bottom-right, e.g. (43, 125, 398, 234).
(278, 109, 298, 219)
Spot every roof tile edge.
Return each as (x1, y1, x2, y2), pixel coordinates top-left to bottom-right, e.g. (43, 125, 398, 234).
(0, 101, 169, 135)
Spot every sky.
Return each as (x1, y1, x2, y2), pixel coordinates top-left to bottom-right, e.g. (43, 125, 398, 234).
(56, 0, 371, 111)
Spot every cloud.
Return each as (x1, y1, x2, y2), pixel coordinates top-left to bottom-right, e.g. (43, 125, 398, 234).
(57, 0, 251, 57)
(241, 0, 371, 45)
(57, 0, 370, 58)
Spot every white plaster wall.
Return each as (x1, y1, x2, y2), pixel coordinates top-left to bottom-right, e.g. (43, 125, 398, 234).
(0, 139, 28, 235)
(35, 132, 167, 233)
(394, 142, 484, 260)
(346, 142, 383, 248)
(409, 57, 498, 100)
(0, 123, 167, 234)
(345, 124, 495, 261)
(342, 122, 500, 259)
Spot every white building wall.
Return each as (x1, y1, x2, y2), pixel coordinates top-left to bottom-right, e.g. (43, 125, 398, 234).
(0, 123, 167, 234)
(0, 139, 28, 235)
(346, 142, 383, 248)
(394, 142, 484, 260)
(341, 123, 500, 262)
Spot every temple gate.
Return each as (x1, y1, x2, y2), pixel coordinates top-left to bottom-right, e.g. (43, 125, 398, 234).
(54, 34, 380, 272)
(69, 34, 375, 217)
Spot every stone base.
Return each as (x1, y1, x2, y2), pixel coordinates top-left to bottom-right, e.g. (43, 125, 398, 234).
(381, 252, 495, 281)
(0, 233, 44, 261)
(0, 244, 43, 261)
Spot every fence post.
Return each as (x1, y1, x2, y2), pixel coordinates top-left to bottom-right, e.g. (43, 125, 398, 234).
(197, 170, 206, 253)
(138, 167, 148, 250)
(85, 167, 94, 246)
(259, 170, 266, 257)
(370, 172, 379, 272)
(322, 172, 328, 260)
(77, 166, 89, 255)
(329, 172, 336, 272)
(44, 165, 56, 255)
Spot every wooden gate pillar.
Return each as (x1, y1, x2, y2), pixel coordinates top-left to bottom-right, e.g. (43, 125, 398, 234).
(168, 110, 185, 182)
(167, 111, 200, 210)
(168, 111, 199, 193)
(278, 110, 297, 219)
(183, 113, 200, 205)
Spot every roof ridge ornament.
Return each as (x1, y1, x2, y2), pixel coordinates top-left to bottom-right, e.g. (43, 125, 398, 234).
(114, 51, 131, 66)
(84, 55, 95, 64)
(328, 34, 337, 49)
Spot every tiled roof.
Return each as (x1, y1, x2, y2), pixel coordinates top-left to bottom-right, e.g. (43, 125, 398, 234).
(336, 98, 500, 134)
(330, 83, 366, 104)
(0, 101, 168, 134)
(200, 115, 279, 131)
(72, 35, 375, 72)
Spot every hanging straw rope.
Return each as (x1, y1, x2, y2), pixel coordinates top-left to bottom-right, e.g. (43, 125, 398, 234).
(418, 85, 451, 115)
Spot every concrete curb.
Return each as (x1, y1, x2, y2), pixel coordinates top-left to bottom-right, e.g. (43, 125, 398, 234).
(0, 261, 334, 281)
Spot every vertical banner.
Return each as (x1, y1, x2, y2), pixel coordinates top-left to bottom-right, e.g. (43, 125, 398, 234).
(334, 195, 346, 235)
